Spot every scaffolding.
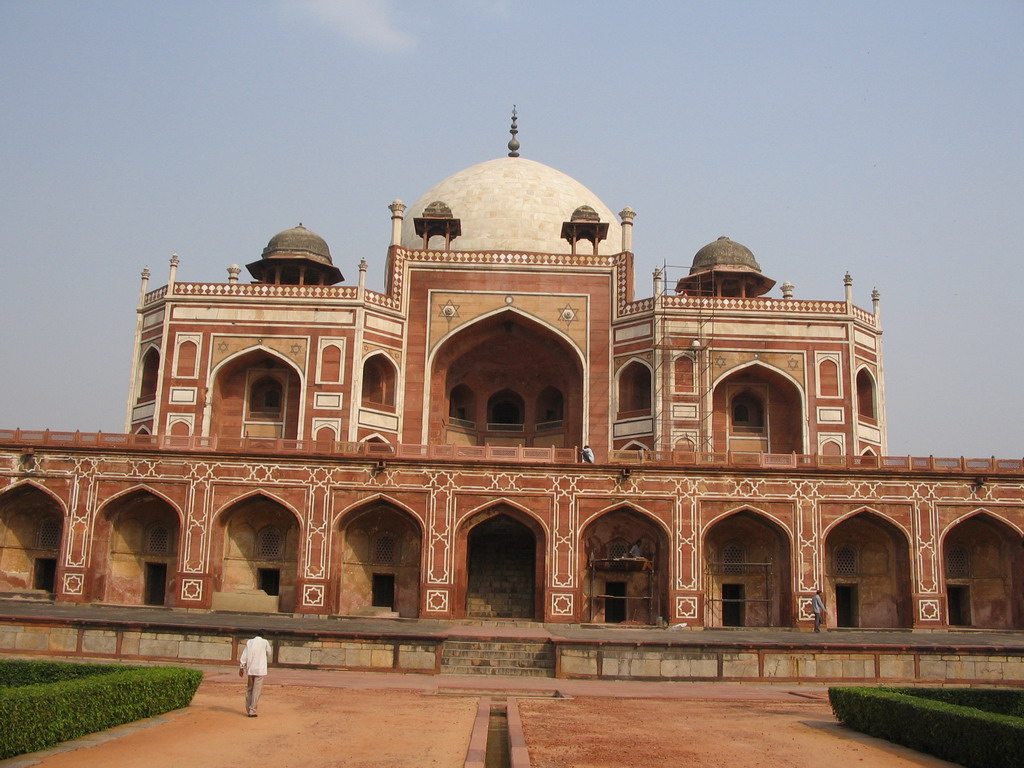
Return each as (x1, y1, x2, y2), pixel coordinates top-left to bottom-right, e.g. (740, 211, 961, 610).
(587, 555, 656, 624)
(703, 560, 775, 628)
(655, 263, 717, 452)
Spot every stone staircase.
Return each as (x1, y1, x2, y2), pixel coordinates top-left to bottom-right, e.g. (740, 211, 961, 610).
(441, 638, 555, 678)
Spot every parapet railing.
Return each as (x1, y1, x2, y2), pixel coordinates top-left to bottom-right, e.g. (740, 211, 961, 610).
(0, 429, 1021, 474)
(607, 449, 1023, 474)
(0, 430, 576, 465)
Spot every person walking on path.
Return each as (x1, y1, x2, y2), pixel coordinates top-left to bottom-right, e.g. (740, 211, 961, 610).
(810, 589, 826, 632)
(239, 631, 272, 716)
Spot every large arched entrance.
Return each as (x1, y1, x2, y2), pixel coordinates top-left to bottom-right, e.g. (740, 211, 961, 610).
(459, 507, 544, 620)
(92, 490, 180, 606)
(942, 513, 1024, 629)
(333, 501, 421, 617)
(430, 311, 583, 449)
(211, 350, 302, 440)
(703, 510, 793, 627)
(711, 364, 804, 453)
(581, 508, 668, 624)
(212, 494, 300, 612)
(0, 485, 64, 595)
(824, 511, 912, 628)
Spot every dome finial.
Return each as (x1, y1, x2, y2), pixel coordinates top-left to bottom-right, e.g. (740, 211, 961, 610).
(507, 105, 520, 157)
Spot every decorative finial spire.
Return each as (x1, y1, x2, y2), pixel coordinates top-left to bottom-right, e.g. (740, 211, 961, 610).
(507, 105, 520, 157)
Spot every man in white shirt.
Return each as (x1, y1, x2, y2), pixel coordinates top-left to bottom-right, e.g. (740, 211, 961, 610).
(239, 631, 272, 716)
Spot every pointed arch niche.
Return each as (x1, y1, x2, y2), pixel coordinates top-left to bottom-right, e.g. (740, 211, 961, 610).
(211, 494, 300, 612)
(332, 500, 422, 617)
(210, 349, 302, 440)
(703, 510, 793, 627)
(712, 364, 804, 453)
(430, 310, 583, 448)
(0, 485, 65, 595)
(581, 507, 668, 624)
(92, 490, 180, 607)
(942, 514, 1024, 629)
(824, 511, 912, 628)
(455, 504, 546, 620)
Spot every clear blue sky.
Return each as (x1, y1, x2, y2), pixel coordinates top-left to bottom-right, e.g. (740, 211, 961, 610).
(1, 1, 1021, 458)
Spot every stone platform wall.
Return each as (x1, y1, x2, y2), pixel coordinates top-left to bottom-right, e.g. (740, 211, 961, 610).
(554, 641, 1024, 684)
(0, 618, 441, 674)
(2, 616, 1023, 684)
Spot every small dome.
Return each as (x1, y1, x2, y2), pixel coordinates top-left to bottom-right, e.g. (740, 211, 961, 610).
(422, 201, 454, 219)
(262, 224, 333, 266)
(690, 236, 761, 274)
(570, 205, 600, 222)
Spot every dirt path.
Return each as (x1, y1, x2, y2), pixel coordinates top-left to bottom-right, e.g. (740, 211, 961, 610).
(11, 679, 960, 768)
(517, 696, 958, 768)
(23, 682, 477, 768)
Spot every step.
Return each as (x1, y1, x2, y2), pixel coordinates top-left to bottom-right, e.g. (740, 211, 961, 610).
(440, 665, 553, 678)
(440, 638, 556, 678)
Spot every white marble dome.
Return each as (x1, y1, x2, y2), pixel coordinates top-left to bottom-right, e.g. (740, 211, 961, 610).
(400, 157, 623, 255)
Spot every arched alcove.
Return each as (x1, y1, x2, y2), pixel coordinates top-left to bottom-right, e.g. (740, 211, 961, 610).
(212, 494, 300, 612)
(333, 501, 422, 617)
(93, 490, 180, 606)
(711, 364, 804, 453)
(362, 354, 397, 410)
(0, 485, 65, 594)
(211, 350, 302, 440)
(430, 311, 583, 448)
(824, 512, 912, 628)
(703, 510, 793, 627)
(456, 505, 545, 620)
(942, 514, 1024, 629)
(581, 507, 668, 624)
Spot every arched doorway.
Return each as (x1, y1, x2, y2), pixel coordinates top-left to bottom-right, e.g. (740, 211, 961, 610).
(333, 501, 421, 617)
(430, 311, 583, 449)
(711, 364, 804, 453)
(0, 485, 64, 595)
(211, 350, 302, 439)
(212, 495, 300, 612)
(824, 511, 912, 628)
(942, 514, 1024, 629)
(703, 510, 793, 627)
(92, 490, 179, 606)
(581, 508, 668, 624)
(460, 507, 544, 620)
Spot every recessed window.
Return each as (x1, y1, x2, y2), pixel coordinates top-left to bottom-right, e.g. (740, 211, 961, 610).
(835, 544, 857, 576)
(36, 518, 61, 551)
(147, 525, 170, 555)
(256, 526, 284, 560)
(731, 393, 764, 433)
(362, 355, 397, 408)
(946, 546, 970, 579)
(372, 533, 398, 564)
(618, 362, 652, 416)
(856, 369, 876, 420)
(722, 543, 745, 573)
(607, 538, 629, 559)
(249, 376, 284, 416)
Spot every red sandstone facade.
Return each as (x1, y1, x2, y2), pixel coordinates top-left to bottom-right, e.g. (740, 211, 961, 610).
(1, 153, 1022, 631)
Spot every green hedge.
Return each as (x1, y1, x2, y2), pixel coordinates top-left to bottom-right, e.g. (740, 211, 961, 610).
(829, 686, 1024, 768)
(0, 659, 124, 687)
(0, 661, 203, 759)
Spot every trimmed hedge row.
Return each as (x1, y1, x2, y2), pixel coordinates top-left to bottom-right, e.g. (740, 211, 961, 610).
(829, 686, 1024, 768)
(0, 659, 124, 687)
(0, 660, 203, 759)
